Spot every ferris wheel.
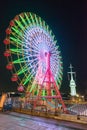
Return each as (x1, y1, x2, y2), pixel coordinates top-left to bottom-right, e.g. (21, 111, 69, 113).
(3, 12, 67, 112)
(4, 12, 63, 93)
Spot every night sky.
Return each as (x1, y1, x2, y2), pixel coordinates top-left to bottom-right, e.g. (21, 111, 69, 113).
(0, 0, 87, 95)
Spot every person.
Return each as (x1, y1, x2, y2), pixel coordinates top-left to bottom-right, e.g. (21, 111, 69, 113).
(6, 95, 12, 111)
(7, 97, 12, 105)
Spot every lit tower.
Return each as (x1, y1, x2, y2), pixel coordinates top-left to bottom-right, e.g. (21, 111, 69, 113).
(68, 64, 76, 96)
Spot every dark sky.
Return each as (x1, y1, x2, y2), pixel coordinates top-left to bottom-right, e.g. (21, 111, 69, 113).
(0, 0, 87, 94)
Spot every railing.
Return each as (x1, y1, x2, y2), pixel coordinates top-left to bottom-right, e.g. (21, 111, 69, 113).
(3, 97, 87, 117)
(11, 107, 87, 124)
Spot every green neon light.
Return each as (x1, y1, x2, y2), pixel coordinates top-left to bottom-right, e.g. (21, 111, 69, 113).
(42, 89, 45, 96)
(34, 91, 37, 95)
(52, 34, 55, 40)
(13, 57, 25, 64)
(50, 30, 52, 36)
(10, 36, 23, 45)
(58, 79, 61, 84)
(43, 21, 46, 28)
(17, 66, 28, 75)
(30, 84, 36, 92)
(35, 14, 39, 25)
(10, 48, 22, 54)
(56, 46, 59, 50)
(24, 74, 33, 85)
(10, 36, 17, 42)
(11, 27, 22, 37)
(30, 13, 35, 24)
(52, 90, 54, 96)
(39, 17, 42, 27)
(24, 13, 31, 24)
(15, 20, 24, 30)
(19, 15, 27, 26)
(59, 70, 63, 75)
(37, 89, 39, 95)
(46, 25, 49, 32)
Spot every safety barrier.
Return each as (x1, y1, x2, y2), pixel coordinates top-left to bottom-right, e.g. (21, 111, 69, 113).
(12, 107, 87, 124)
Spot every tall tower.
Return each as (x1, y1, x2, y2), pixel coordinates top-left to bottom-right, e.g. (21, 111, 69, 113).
(68, 64, 76, 96)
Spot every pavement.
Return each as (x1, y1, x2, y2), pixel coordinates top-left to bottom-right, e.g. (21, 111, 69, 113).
(0, 112, 87, 130)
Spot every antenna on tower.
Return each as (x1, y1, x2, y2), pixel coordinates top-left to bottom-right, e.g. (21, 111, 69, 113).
(67, 64, 77, 96)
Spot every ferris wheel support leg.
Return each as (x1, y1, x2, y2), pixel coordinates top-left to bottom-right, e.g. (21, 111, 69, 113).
(50, 71, 67, 113)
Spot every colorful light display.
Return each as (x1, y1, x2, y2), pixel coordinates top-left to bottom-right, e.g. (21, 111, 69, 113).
(4, 12, 66, 112)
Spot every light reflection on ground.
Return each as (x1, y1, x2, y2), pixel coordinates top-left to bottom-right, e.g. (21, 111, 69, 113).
(0, 112, 86, 130)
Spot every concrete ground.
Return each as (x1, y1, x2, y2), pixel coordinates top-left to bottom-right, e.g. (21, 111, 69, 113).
(0, 112, 87, 130)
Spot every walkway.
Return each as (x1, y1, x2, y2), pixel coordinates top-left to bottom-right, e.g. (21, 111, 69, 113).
(0, 112, 87, 130)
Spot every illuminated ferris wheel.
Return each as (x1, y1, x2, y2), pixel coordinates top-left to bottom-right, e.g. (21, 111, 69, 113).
(3, 12, 67, 112)
(4, 12, 63, 92)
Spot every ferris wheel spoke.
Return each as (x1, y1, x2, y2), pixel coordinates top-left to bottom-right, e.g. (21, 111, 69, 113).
(30, 83, 36, 93)
(29, 13, 35, 24)
(25, 58, 38, 66)
(51, 57, 59, 66)
(52, 53, 61, 59)
(38, 17, 43, 27)
(23, 73, 33, 85)
(29, 57, 38, 64)
(31, 43, 39, 52)
(20, 73, 33, 86)
(17, 65, 29, 75)
(15, 20, 25, 30)
(10, 36, 24, 47)
(42, 20, 47, 29)
(27, 41, 39, 51)
(23, 38, 39, 51)
(50, 45, 58, 52)
(24, 13, 31, 24)
(10, 48, 23, 54)
(24, 49, 39, 55)
(24, 53, 38, 59)
(10, 37, 23, 47)
(13, 57, 28, 64)
(11, 26, 23, 37)
(34, 14, 39, 25)
(28, 60, 38, 71)
(19, 15, 27, 26)
(25, 53, 38, 60)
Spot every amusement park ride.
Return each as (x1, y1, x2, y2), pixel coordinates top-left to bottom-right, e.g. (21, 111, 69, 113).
(3, 12, 67, 112)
